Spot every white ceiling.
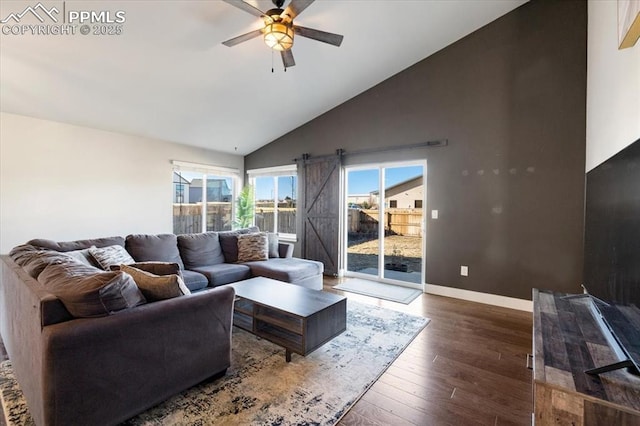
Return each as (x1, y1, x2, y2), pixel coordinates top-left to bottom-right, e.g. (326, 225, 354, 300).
(0, 0, 526, 155)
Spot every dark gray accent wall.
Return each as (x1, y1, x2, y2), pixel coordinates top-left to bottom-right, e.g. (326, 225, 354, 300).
(245, 0, 587, 300)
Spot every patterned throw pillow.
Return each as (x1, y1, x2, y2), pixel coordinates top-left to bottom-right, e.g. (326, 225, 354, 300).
(110, 262, 182, 278)
(21, 251, 81, 279)
(120, 264, 191, 301)
(89, 245, 135, 270)
(237, 233, 269, 262)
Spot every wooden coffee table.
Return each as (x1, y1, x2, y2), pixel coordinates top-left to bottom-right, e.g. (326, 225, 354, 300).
(229, 277, 347, 362)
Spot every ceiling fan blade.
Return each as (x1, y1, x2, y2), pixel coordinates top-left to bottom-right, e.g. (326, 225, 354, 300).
(222, 0, 265, 18)
(283, 0, 314, 21)
(222, 29, 263, 47)
(293, 26, 343, 47)
(281, 49, 296, 68)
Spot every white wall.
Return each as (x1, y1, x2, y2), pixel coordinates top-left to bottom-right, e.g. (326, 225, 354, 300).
(0, 112, 244, 253)
(586, 0, 640, 171)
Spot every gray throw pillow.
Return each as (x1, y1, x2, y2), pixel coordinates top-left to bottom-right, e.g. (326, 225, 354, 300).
(89, 245, 135, 270)
(267, 232, 279, 258)
(120, 265, 190, 301)
(177, 232, 225, 268)
(218, 232, 242, 263)
(65, 246, 101, 267)
(38, 260, 146, 317)
(237, 233, 269, 262)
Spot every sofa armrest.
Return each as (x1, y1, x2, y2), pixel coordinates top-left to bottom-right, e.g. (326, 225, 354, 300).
(40, 286, 235, 425)
(278, 242, 294, 258)
(1, 256, 50, 425)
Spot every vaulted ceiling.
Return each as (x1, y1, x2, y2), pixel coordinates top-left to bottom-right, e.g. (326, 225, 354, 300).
(0, 0, 527, 155)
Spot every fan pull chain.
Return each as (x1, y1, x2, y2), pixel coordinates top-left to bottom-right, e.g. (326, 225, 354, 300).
(271, 50, 274, 73)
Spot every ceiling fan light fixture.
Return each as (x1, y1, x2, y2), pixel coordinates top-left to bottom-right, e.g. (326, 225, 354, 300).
(264, 22, 294, 51)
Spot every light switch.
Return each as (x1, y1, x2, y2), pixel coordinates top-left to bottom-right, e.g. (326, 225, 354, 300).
(460, 266, 469, 276)
(431, 210, 438, 219)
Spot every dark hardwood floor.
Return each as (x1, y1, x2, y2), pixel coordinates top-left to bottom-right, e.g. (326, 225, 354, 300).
(0, 278, 533, 426)
(323, 277, 533, 426)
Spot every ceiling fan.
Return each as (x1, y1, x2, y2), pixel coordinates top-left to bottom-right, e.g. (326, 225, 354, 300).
(221, 0, 344, 69)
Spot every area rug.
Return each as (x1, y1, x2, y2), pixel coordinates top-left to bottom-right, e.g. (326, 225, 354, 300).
(334, 278, 423, 304)
(0, 300, 429, 425)
(357, 267, 423, 284)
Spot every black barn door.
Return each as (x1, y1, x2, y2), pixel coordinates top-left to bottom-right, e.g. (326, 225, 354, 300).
(299, 153, 342, 276)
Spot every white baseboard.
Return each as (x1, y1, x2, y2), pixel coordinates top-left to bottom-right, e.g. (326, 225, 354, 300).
(424, 283, 533, 312)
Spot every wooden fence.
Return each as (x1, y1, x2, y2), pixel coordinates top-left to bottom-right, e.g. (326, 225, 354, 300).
(254, 208, 296, 234)
(173, 203, 232, 234)
(347, 209, 423, 237)
(174, 204, 421, 236)
(173, 204, 295, 234)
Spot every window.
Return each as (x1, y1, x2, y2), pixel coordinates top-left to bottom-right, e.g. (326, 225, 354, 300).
(173, 176, 186, 204)
(172, 161, 239, 234)
(248, 165, 297, 239)
(414, 200, 423, 208)
(389, 200, 398, 208)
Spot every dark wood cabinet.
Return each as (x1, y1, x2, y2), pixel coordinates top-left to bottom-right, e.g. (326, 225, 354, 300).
(532, 289, 640, 424)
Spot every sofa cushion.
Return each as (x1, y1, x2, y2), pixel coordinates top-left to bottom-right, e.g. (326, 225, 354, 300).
(38, 259, 146, 317)
(125, 234, 185, 269)
(177, 232, 225, 268)
(89, 245, 135, 270)
(190, 263, 251, 287)
(41, 295, 75, 326)
(237, 233, 269, 262)
(244, 258, 324, 284)
(27, 236, 125, 251)
(181, 269, 209, 292)
(120, 264, 190, 301)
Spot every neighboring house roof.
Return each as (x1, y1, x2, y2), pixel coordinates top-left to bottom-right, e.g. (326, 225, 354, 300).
(371, 175, 423, 196)
(172, 171, 190, 185)
(188, 178, 233, 202)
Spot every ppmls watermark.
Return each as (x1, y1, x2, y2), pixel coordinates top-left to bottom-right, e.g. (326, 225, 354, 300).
(0, 2, 126, 36)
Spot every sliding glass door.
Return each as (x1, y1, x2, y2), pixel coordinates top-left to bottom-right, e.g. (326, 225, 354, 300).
(345, 168, 380, 278)
(344, 162, 425, 288)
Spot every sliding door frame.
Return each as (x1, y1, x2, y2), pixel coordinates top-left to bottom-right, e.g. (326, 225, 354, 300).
(340, 159, 427, 290)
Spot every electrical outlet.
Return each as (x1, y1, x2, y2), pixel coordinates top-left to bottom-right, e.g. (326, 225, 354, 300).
(460, 265, 468, 276)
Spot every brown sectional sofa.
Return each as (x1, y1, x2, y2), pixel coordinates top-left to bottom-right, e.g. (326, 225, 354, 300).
(0, 229, 324, 425)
